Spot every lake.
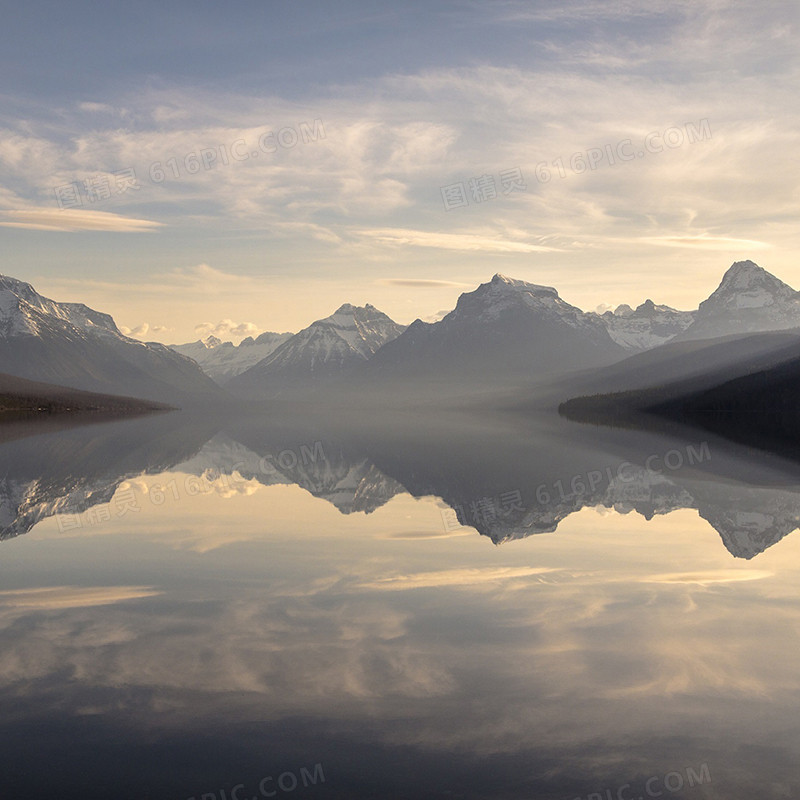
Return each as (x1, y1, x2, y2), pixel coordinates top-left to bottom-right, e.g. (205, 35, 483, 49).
(1, 408, 798, 799)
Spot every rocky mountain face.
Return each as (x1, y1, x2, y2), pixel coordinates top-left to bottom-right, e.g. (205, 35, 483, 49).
(362, 274, 627, 386)
(0, 275, 223, 406)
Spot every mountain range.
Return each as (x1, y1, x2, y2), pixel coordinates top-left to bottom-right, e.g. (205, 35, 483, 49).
(215, 260, 800, 402)
(169, 331, 292, 384)
(3, 260, 800, 409)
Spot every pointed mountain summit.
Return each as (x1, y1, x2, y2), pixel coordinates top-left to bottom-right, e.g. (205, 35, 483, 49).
(362, 273, 626, 389)
(676, 260, 800, 341)
(227, 303, 405, 398)
(0, 274, 222, 405)
(702, 260, 797, 310)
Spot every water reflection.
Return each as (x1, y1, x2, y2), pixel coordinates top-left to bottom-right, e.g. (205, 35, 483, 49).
(1, 410, 799, 799)
(3, 409, 800, 558)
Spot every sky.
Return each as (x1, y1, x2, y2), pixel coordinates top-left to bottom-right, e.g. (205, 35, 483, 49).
(1, 0, 798, 343)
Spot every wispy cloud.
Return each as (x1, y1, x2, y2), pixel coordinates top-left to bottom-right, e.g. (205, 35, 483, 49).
(42, 263, 269, 297)
(358, 566, 558, 591)
(0, 585, 161, 610)
(377, 278, 473, 288)
(640, 235, 773, 250)
(642, 570, 773, 586)
(0, 208, 163, 232)
(358, 228, 561, 254)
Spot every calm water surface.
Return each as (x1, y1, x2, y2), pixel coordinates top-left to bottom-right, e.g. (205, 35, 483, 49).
(1, 409, 798, 799)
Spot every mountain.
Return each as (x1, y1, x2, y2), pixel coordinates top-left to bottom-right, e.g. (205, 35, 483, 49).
(360, 274, 627, 390)
(170, 331, 292, 384)
(0, 275, 224, 406)
(593, 299, 695, 350)
(675, 260, 800, 341)
(227, 303, 406, 398)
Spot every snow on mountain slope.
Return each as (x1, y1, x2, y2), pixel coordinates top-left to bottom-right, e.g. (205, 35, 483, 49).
(170, 331, 292, 384)
(593, 299, 695, 350)
(228, 303, 406, 397)
(0, 274, 223, 405)
(675, 260, 800, 341)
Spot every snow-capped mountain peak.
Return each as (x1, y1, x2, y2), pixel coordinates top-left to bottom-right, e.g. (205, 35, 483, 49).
(675, 261, 800, 341)
(227, 303, 406, 396)
(447, 274, 599, 338)
(0, 273, 221, 403)
(703, 260, 797, 310)
(276, 303, 404, 362)
(0, 275, 122, 338)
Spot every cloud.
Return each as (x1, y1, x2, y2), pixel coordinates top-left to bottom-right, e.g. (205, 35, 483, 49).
(377, 278, 472, 288)
(0, 208, 163, 233)
(0, 586, 161, 610)
(41, 263, 270, 297)
(640, 235, 773, 250)
(1, 4, 797, 304)
(78, 101, 120, 114)
(357, 566, 558, 591)
(358, 228, 561, 254)
(642, 570, 773, 586)
(118, 322, 150, 338)
(421, 309, 451, 323)
(195, 319, 261, 339)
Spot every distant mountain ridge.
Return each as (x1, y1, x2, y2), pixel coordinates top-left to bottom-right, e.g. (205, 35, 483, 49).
(593, 299, 695, 350)
(170, 331, 292, 384)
